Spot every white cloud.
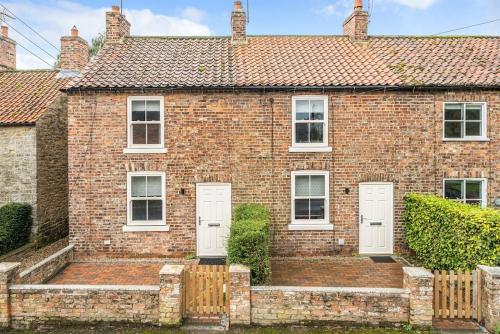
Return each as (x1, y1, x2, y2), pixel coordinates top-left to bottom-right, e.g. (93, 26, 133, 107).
(313, 1, 351, 17)
(383, 0, 438, 10)
(1, 1, 211, 69)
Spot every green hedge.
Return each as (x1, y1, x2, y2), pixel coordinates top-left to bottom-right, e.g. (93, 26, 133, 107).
(0, 203, 33, 256)
(228, 204, 270, 285)
(404, 194, 500, 271)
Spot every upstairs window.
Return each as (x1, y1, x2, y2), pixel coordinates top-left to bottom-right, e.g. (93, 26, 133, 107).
(127, 97, 164, 149)
(127, 172, 166, 226)
(291, 96, 330, 151)
(444, 179, 487, 207)
(443, 103, 487, 140)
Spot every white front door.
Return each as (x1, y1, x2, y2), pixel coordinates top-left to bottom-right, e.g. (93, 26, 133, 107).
(359, 182, 394, 255)
(196, 183, 231, 257)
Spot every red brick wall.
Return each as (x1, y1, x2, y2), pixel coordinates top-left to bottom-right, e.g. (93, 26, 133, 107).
(67, 89, 499, 258)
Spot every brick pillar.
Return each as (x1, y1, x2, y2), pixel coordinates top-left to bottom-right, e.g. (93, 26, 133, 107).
(229, 264, 251, 326)
(159, 264, 184, 326)
(403, 267, 434, 327)
(0, 262, 20, 328)
(478, 265, 500, 332)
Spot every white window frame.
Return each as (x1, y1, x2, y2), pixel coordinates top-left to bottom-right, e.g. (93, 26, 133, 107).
(125, 171, 168, 231)
(442, 102, 488, 141)
(289, 170, 332, 231)
(443, 178, 487, 208)
(125, 96, 167, 154)
(290, 96, 332, 153)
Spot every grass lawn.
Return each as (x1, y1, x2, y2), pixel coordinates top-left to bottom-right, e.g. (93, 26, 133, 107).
(7, 323, 437, 334)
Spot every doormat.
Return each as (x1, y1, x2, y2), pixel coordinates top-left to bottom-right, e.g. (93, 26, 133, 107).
(198, 258, 226, 265)
(370, 256, 396, 263)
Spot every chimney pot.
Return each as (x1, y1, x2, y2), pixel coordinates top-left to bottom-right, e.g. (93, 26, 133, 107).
(112, 5, 120, 13)
(354, 0, 363, 10)
(106, 5, 130, 43)
(71, 26, 79, 37)
(1, 26, 8, 38)
(234, 1, 243, 11)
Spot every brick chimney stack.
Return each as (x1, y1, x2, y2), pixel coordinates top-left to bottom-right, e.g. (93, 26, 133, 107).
(343, 0, 369, 40)
(60, 26, 89, 72)
(231, 1, 246, 45)
(106, 5, 130, 43)
(0, 25, 16, 70)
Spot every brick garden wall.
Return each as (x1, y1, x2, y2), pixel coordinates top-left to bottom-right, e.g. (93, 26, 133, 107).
(251, 286, 410, 326)
(9, 285, 159, 328)
(36, 95, 69, 245)
(67, 89, 499, 258)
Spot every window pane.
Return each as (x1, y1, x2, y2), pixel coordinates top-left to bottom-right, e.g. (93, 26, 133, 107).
(132, 200, 147, 220)
(310, 199, 325, 219)
(132, 124, 147, 144)
(132, 110, 146, 121)
(465, 122, 481, 136)
(295, 123, 309, 143)
(466, 106, 481, 120)
(147, 176, 162, 197)
(310, 100, 324, 114)
(310, 175, 325, 196)
(147, 124, 161, 144)
(296, 100, 309, 120)
(147, 110, 160, 121)
(295, 175, 309, 196)
(444, 122, 462, 138)
(465, 200, 481, 206)
(294, 199, 309, 219)
(146, 100, 160, 111)
(148, 200, 163, 220)
(444, 180, 462, 200)
(131, 176, 147, 197)
(444, 105, 462, 120)
(310, 123, 323, 143)
(465, 181, 481, 199)
(311, 111, 324, 120)
(132, 100, 145, 112)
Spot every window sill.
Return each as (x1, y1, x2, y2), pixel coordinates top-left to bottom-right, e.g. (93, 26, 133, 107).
(122, 225, 170, 232)
(442, 138, 490, 142)
(288, 224, 333, 231)
(289, 146, 332, 153)
(123, 148, 168, 154)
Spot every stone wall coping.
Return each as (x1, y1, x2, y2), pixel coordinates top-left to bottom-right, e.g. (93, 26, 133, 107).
(159, 264, 184, 275)
(9, 284, 160, 292)
(477, 265, 500, 279)
(19, 244, 74, 278)
(229, 264, 251, 273)
(403, 267, 434, 278)
(251, 285, 409, 296)
(0, 262, 20, 273)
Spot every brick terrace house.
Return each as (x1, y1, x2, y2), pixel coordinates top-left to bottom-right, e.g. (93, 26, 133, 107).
(0, 25, 88, 245)
(64, 1, 499, 259)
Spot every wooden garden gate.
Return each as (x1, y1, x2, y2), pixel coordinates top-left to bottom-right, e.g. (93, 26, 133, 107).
(183, 265, 230, 318)
(434, 270, 482, 321)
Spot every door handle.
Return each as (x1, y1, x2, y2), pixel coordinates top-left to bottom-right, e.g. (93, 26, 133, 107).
(360, 215, 363, 224)
(198, 216, 201, 226)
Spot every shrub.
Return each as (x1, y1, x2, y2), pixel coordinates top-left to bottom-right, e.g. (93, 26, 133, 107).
(232, 203, 270, 222)
(228, 204, 270, 285)
(404, 194, 499, 271)
(0, 203, 33, 255)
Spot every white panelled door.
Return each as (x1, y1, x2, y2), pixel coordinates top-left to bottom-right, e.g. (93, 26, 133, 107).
(196, 183, 232, 257)
(359, 182, 394, 255)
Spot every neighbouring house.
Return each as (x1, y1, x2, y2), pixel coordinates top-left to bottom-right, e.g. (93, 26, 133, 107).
(0, 25, 88, 246)
(64, 1, 499, 259)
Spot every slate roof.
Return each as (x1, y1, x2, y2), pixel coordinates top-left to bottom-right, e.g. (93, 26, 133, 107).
(0, 70, 69, 125)
(66, 35, 499, 90)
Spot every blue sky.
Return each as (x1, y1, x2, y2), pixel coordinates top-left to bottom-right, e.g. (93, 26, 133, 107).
(1, 0, 498, 69)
